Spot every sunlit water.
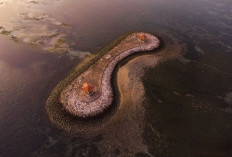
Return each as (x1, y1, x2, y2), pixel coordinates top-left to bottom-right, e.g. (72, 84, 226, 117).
(0, 0, 232, 156)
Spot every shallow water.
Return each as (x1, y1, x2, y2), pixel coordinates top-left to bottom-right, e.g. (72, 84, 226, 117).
(0, 0, 232, 156)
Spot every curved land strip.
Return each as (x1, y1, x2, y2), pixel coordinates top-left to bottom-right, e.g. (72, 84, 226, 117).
(60, 32, 160, 118)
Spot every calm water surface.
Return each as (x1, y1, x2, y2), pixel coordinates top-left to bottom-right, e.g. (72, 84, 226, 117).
(0, 0, 231, 156)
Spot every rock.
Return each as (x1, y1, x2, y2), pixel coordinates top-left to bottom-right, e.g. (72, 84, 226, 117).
(157, 99, 163, 103)
(224, 92, 232, 105)
(195, 45, 205, 55)
(178, 56, 191, 64)
(106, 55, 111, 59)
(173, 91, 181, 96)
(216, 96, 223, 100)
(185, 93, 195, 98)
(225, 107, 232, 114)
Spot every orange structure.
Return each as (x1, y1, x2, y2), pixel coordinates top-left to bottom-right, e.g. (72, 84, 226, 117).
(138, 34, 146, 41)
(81, 83, 95, 95)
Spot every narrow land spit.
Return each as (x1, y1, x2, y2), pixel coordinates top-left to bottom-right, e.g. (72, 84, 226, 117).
(60, 32, 160, 118)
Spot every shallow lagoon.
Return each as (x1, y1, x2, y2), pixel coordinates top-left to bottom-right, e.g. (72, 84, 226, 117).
(0, 0, 232, 156)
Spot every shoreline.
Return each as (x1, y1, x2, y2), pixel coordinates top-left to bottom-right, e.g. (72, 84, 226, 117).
(59, 32, 160, 118)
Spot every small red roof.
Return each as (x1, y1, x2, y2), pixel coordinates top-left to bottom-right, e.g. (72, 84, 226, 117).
(138, 34, 146, 40)
(82, 83, 95, 95)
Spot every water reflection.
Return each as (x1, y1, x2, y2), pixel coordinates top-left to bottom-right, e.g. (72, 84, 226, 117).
(0, 35, 77, 156)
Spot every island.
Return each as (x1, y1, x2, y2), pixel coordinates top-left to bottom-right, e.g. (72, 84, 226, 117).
(48, 32, 160, 118)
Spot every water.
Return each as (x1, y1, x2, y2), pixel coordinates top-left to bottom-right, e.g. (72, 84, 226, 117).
(0, 0, 232, 156)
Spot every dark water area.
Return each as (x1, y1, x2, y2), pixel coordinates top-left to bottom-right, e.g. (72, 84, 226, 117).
(0, 0, 232, 156)
(0, 36, 78, 157)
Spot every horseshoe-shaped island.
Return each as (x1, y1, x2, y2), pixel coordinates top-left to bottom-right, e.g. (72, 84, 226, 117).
(56, 32, 160, 118)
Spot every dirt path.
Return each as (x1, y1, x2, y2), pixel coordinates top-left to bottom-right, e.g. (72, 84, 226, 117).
(60, 33, 160, 117)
